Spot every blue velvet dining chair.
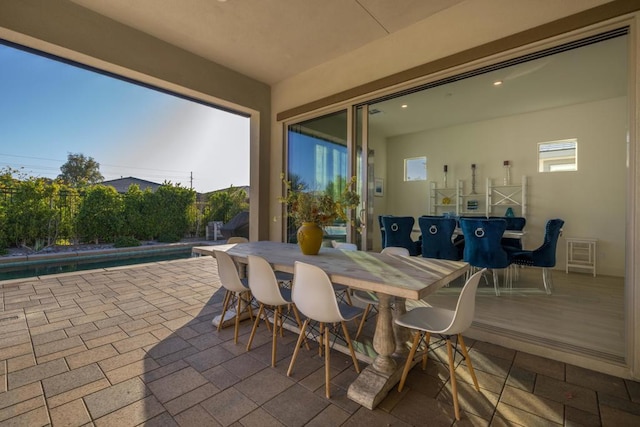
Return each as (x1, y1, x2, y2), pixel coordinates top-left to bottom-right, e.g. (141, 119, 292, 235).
(418, 216, 463, 260)
(380, 215, 420, 256)
(378, 215, 387, 249)
(507, 218, 564, 295)
(490, 216, 526, 250)
(460, 218, 511, 296)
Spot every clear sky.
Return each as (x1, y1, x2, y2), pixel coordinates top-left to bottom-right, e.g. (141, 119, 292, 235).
(0, 42, 249, 193)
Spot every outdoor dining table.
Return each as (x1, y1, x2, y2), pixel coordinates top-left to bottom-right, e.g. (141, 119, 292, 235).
(193, 241, 469, 409)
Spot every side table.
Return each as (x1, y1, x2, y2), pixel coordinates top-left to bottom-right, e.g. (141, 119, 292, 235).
(566, 237, 597, 277)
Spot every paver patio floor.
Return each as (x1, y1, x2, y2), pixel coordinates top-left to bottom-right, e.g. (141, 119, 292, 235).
(0, 256, 639, 426)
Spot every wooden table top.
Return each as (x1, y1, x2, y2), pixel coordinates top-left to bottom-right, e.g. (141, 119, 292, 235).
(193, 241, 469, 300)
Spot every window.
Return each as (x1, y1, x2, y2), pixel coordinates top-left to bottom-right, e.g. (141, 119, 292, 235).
(286, 111, 348, 242)
(538, 139, 578, 172)
(404, 157, 427, 181)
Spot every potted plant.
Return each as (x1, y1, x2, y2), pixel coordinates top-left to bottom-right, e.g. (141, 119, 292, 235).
(280, 174, 360, 255)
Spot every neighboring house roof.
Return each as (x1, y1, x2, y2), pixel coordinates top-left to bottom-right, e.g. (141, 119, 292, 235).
(209, 185, 249, 195)
(102, 177, 162, 193)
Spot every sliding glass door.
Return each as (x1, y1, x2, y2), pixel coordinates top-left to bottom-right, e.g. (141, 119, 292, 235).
(361, 29, 629, 361)
(286, 110, 359, 246)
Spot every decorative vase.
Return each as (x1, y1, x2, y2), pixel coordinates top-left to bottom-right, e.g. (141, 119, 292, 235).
(297, 222, 323, 255)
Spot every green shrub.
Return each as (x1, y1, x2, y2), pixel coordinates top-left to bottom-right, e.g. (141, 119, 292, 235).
(75, 185, 123, 243)
(148, 184, 196, 241)
(4, 178, 57, 248)
(114, 236, 141, 248)
(157, 232, 182, 243)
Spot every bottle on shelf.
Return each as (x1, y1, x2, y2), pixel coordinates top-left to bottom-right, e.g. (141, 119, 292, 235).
(503, 160, 511, 185)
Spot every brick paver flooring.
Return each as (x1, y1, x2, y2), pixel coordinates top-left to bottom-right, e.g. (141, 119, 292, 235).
(0, 256, 639, 426)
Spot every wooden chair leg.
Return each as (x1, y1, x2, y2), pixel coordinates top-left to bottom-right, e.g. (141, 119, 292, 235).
(271, 309, 279, 367)
(218, 290, 231, 332)
(246, 304, 265, 351)
(446, 338, 461, 421)
(262, 310, 272, 333)
(398, 331, 423, 392)
(421, 332, 431, 370)
(324, 324, 331, 398)
(234, 291, 242, 344)
(291, 305, 310, 351)
(341, 321, 360, 374)
(344, 290, 353, 306)
(458, 334, 479, 391)
(318, 323, 325, 357)
(354, 304, 371, 340)
(241, 291, 254, 321)
(287, 318, 309, 377)
(278, 306, 285, 337)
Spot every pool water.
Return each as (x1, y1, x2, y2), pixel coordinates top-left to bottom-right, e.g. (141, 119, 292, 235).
(0, 249, 193, 281)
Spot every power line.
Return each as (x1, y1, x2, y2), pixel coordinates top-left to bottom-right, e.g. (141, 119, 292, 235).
(0, 152, 189, 175)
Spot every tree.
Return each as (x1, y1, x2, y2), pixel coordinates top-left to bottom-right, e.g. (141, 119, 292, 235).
(206, 186, 248, 224)
(147, 183, 196, 242)
(58, 153, 104, 187)
(121, 184, 153, 239)
(75, 185, 123, 243)
(4, 177, 58, 250)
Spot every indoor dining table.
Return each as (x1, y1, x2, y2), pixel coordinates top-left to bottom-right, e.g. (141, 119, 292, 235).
(193, 241, 469, 409)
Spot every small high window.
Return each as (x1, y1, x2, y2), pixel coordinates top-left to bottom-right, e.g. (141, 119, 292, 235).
(538, 139, 577, 172)
(404, 156, 427, 181)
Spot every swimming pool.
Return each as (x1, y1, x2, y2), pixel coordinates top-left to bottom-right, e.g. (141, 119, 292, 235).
(0, 246, 196, 281)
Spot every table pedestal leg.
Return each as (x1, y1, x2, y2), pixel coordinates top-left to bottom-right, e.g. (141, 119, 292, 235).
(372, 293, 397, 373)
(348, 293, 405, 409)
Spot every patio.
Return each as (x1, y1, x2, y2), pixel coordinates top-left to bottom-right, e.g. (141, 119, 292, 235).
(0, 256, 639, 426)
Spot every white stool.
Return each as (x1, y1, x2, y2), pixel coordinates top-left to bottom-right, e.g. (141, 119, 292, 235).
(566, 237, 597, 277)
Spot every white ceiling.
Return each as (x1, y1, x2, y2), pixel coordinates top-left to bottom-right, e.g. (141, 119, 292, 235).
(70, 0, 465, 85)
(69, 0, 627, 138)
(369, 34, 628, 137)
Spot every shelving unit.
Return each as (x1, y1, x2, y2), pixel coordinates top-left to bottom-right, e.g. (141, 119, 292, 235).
(486, 176, 527, 217)
(429, 176, 528, 218)
(428, 181, 457, 215)
(457, 179, 486, 216)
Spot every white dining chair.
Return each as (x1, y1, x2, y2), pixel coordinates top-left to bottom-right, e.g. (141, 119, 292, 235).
(245, 255, 305, 367)
(329, 241, 357, 305)
(395, 268, 485, 421)
(215, 251, 253, 344)
(287, 261, 364, 398)
(353, 246, 410, 339)
(227, 236, 249, 244)
(331, 240, 358, 251)
(228, 236, 293, 285)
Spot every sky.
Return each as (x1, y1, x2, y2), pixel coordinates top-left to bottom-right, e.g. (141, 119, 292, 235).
(0, 42, 249, 193)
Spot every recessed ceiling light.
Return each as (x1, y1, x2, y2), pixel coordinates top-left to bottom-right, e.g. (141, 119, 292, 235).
(493, 80, 503, 86)
(401, 104, 408, 109)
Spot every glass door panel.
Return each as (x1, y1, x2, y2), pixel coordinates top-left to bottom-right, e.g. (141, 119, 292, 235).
(355, 105, 374, 250)
(286, 110, 350, 245)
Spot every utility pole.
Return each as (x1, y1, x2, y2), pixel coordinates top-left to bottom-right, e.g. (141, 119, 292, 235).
(190, 172, 193, 190)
